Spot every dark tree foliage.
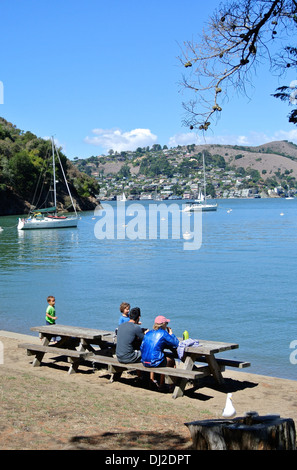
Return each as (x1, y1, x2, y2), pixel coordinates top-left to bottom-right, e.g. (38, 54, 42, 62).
(0, 117, 98, 201)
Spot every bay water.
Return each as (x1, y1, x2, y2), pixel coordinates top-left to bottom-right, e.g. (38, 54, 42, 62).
(0, 198, 296, 380)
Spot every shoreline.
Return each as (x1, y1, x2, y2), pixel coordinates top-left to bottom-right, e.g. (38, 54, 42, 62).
(1, 328, 296, 382)
(0, 330, 41, 342)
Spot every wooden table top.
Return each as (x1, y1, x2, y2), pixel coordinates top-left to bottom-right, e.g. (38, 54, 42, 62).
(184, 339, 239, 355)
(31, 324, 113, 340)
(30, 325, 239, 354)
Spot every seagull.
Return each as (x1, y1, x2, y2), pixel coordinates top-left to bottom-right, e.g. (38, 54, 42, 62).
(222, 393, 236, 418)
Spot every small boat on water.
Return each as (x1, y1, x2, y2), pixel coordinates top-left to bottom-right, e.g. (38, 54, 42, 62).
(117, 192, 127, 202)
(18, 137, 78, 230)
(18, 210, 78, 230)
(184, 152, 217, 212)
(184, 199, 218, 212)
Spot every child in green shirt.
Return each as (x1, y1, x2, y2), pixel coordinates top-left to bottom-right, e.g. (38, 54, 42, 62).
(46, 295, 58, 325)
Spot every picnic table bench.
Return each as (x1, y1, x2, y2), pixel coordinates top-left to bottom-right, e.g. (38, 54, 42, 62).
(87, 352, 226, 399)
(18, 324, 115, 374)
(87, 339, 249, 398)
(18, 325, 250, 398)
(19, 342, 89, 373)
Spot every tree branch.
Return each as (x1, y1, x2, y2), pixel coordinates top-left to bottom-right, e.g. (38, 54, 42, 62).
(179, 0, 297, 132)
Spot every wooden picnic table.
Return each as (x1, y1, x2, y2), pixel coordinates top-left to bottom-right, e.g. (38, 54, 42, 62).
(19, 324, 115, 374)
(18, 325, 250, 397)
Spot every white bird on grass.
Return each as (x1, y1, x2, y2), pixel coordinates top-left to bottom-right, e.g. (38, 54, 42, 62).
(222, 393, 236, 418)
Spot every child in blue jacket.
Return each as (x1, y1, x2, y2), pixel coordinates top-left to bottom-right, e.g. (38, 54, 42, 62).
(140, 315, 179, 389)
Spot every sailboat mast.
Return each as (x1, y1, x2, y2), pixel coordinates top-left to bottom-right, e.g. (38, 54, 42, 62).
(202, 151, 206, 199)
(55, 145, 78, 217)
(51, 137, 57, 209)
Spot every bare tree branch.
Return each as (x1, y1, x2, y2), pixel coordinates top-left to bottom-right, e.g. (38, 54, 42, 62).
(179, 0, 297, 133)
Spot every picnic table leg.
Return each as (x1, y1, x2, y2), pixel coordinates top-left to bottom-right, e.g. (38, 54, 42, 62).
(108, 364, 125, 382)
(32, 334, 51, 367)
(171, 378, 188, 399)
(171, 355, 196, 399)
(77, 338, 96, 354)
(40, 334, 51, 346)
(68, 357, 81, 375)
(205, 353, 224, 385)
(32, 351, 45, 367)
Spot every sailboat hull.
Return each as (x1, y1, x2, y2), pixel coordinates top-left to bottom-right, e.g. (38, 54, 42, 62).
(184, 203, 217, 212)
(18, 217, 78, 230)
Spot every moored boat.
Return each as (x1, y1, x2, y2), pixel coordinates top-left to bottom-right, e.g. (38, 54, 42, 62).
(18, 137, 78, 230)
(183, 151, 217, 212)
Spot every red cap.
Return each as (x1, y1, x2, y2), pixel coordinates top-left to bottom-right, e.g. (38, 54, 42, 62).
(154, 315, 170, 324)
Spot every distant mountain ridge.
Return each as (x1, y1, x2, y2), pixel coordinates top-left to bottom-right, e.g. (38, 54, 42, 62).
(74, 139, 297, 200)
(76, 139, 297, 181)
(202, 141, 297, 180)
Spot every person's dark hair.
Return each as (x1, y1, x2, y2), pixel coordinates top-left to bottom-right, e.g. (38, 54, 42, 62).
(129, 307, 141, 321)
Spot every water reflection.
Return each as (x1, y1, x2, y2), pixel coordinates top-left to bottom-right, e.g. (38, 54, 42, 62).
(0, 220, 79, 272)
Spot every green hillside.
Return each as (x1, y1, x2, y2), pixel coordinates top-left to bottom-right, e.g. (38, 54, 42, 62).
(0, 118, 99, 216)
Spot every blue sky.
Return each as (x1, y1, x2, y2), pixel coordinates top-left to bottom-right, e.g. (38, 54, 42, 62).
(1, 0, 297, 160)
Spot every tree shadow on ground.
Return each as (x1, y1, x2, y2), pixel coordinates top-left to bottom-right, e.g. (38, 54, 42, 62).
(65, 430, 192, 450)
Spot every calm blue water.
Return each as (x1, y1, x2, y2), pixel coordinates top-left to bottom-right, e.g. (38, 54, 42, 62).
(0, 198, 296, 380)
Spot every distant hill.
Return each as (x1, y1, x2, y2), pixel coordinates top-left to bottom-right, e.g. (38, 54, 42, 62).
(0, 118, 100, 216)
(73, 140, 297, 199)
(201, 141, 297, 180)
(75, 140, 297, 180)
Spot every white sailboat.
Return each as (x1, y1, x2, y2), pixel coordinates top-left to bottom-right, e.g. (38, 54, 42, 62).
(18, 138, 78, 230)
(184, 152, 217, 212)
(117, 192, 127, 202)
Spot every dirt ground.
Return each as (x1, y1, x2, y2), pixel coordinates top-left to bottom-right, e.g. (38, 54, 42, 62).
(0, 332, 296, 450)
